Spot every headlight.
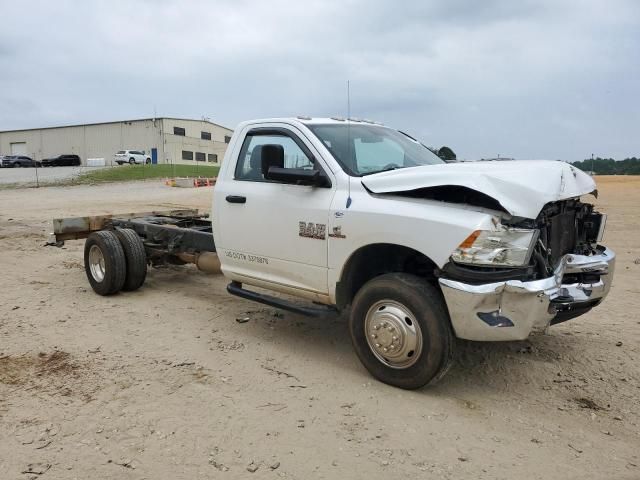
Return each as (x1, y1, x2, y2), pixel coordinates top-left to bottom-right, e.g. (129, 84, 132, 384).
(451, 227, 539, 267)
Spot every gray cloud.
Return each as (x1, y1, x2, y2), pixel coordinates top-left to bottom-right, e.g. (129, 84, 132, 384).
(0, 0, 638, 161)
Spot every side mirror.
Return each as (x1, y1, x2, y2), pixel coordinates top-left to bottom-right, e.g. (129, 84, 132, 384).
(265, 167, 330, 187)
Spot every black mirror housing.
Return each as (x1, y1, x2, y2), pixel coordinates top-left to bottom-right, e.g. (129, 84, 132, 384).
(266, 167, 329, 187)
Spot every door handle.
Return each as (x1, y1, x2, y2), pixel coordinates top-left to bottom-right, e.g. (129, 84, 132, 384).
(226, 195, 246, 204)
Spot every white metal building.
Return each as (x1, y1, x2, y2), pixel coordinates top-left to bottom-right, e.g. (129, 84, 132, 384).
(0, 117, 233, 166)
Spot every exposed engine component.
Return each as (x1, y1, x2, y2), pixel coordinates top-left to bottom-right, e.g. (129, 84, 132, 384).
(506, 199, 605, 278)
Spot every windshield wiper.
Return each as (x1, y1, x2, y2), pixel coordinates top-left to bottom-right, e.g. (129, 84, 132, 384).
(361, 165, 402, 176)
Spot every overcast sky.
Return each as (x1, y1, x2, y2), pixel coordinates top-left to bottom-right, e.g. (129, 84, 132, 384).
(1, 0, 638, 161)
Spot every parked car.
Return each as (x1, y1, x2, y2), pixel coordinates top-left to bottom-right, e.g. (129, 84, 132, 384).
(0, 155, 38, 168)
(115, 150, 151, 165)
(41, 154, 81, 167)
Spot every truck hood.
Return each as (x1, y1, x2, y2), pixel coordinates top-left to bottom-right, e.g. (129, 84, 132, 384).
(360, 160, 596, 219)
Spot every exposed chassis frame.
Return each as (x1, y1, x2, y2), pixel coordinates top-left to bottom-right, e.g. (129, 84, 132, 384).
(51, 209, 216, 260)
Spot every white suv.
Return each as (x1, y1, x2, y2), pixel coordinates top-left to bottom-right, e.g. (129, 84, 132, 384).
(115, 150, 151, 165)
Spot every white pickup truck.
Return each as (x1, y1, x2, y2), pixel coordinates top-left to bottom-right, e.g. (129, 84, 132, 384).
(53, 117, 615, 389)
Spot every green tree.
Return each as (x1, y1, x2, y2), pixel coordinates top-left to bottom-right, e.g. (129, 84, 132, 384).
(437, 146, 456, 161)
(572, 157, 640, 175)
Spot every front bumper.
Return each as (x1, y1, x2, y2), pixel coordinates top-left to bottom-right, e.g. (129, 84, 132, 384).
(439, 246, 615, 341)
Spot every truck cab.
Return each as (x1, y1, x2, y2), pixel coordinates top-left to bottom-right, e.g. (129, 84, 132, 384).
(213, 117, 614, 389)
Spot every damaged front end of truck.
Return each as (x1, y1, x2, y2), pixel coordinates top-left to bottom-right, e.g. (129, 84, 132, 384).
(361, 160, 615, 341)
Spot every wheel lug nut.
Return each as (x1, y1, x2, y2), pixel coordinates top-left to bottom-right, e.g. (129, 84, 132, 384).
(383, 347, 388, 352)
(392, 336, 398, 341)
(375, 343, 381, 348)
(371, 334, 377, 339)
(374, 325, 379, 330)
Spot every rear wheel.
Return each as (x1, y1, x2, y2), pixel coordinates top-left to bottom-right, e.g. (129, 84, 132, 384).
(145, 158, 151, 164)
(349, 273, 454, 389)
(115, 228, 147, 291)
(84, 231, 127, 295)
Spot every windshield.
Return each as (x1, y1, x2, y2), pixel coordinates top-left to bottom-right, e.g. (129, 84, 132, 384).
(307, 123, 443, 176)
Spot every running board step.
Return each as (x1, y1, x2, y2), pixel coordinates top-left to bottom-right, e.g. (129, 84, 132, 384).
(227, 281, 336, 317)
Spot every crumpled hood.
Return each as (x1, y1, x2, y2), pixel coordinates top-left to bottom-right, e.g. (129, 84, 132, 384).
(361, 160, 596, 219)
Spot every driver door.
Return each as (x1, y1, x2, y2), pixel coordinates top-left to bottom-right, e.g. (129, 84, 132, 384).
(215, 126, 336, 299)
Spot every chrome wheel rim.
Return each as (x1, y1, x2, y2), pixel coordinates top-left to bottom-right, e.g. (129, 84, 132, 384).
(364, 300, 422, 369)
(88, 244, 106, 282)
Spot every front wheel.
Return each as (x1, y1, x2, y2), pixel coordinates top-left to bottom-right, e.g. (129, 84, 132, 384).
(349, 273, 454, 389)
(129, 158, 135, 165)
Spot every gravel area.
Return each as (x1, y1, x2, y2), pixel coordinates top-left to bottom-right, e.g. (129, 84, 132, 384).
(0, 166, 110, 185)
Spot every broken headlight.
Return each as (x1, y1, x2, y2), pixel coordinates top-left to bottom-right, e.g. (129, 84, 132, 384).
(451, 227, 539, 267)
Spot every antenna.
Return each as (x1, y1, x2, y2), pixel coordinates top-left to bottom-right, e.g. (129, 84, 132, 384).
(346, 80, 352, 208)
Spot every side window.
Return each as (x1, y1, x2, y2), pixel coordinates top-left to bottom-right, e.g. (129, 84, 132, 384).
(235, 133, 314, 182)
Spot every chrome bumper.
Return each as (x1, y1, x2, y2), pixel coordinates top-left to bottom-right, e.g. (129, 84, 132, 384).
(439, 246, 616, 341)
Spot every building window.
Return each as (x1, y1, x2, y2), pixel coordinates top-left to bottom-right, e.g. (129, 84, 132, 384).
(182, 150, 193, 160)
(195, 152, 206, 162)
(174, 126, 186, 136)
(224, 135, 231, 144)
(208, 154, 218, 163)
(201, 131, 211, 140)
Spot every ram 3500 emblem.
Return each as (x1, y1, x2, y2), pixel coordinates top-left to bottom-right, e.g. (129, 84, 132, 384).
(328, 226, 346, 239)
(299, 222, 326, 240)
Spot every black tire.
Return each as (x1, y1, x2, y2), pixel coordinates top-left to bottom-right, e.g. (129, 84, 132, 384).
(145, 158, 151, 164)
(84, 231, 127, 295)
(349, 273, 454, 390)
(115, 228, 147, 291)
(129, 158, 135, 165)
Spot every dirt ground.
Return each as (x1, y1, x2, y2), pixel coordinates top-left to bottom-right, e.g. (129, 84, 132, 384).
(0, 177, 638, 479)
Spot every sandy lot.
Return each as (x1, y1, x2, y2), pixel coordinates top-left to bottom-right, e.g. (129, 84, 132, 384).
(0, 177, 638, 479)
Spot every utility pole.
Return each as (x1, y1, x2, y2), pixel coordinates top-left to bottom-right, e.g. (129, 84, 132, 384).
(591, 153, 594, 174)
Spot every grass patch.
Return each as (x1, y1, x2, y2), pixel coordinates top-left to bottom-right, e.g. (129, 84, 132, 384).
(64, 164, 220, 185)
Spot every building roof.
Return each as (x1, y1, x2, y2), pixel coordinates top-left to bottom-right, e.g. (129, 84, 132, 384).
(0, 117, 233, 134)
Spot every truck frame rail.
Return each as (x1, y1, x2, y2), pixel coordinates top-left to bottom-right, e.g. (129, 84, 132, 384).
(51, 209, 218, 271)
